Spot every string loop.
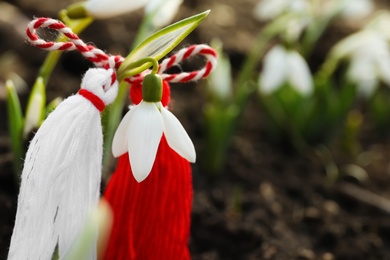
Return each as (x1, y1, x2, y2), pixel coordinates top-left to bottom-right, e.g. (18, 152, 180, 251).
(26, 17, 218, 84)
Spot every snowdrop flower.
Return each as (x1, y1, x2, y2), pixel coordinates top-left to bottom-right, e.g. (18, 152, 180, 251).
(259, 45, 313, 96)
(346, 32, 390, 97)
(84, 0, 149, 19)
(112, 74, 195, 182)
(253, 0, 310, 21)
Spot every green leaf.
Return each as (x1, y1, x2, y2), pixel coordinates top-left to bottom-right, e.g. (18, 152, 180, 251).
(23, 77, 46, 138)
(6, 79, 24, 176)
(118, 10, 210, 77)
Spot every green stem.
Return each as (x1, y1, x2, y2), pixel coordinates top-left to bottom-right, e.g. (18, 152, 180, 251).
(301, 10, 341, 57)
(230, 22, 281, 128)
(235, 16, 293, 107)
(314, 53, 340, 88)
(118, 57, 159, 81)
(236, 25, 277, 88)
(204, 22, 281, 175)
(132, 10, 156, 48)
(102, 80, 129, 177)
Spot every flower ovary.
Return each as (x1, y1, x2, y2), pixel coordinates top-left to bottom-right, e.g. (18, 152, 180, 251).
(142, 74, 163, 102)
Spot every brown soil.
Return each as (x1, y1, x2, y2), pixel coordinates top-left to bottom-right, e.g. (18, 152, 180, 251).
(2, 0, 390, 259)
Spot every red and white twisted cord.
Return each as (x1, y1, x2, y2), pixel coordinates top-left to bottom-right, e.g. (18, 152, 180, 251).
(126, 44, 218, 84)
(26, 17, 116, 68)
(26, 17, 217, 84)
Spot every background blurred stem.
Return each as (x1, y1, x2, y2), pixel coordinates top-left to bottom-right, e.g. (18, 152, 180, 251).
(302, 10, 342, 57)
(314, 54, 340, 88)
(102, 80, 129, 177)
(203, 22, 282, 176)
(6, 80, 24, 179)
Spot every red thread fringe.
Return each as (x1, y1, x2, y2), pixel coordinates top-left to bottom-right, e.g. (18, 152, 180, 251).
(103, 136, 192, 260)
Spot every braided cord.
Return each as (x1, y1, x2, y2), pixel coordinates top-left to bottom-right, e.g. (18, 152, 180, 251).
(26, 17, 218, 83)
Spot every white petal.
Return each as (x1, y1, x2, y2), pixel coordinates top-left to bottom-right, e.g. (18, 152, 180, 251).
(85, 0, 148, 19)
(290, 0, 309, 13)
(209, 50, 233, 100)
(286, 50, 313, 96)
(161, 107, 196, 163)
(332, 31, 374, 59)
(341, 0, 374, 19)
(253, 0, 289, 21)
(259, 45, 288, 94)
(127, 102, 163, 182)
(347, 53, 376, 83)
(146, 0, 183, 28)
(112, 108, 134, 157)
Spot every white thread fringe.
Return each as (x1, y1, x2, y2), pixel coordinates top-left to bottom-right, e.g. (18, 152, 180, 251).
(8, 68, 118, 260)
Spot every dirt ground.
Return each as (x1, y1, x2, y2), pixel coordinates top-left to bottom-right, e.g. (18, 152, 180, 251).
(2, 0, 390, 259)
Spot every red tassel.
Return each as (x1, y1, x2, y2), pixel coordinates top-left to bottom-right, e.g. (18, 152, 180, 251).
(104, 138, 192, 259)
(103, 81, 192, 259)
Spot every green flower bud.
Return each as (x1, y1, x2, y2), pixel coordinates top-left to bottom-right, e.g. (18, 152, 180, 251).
(142, 74, 162, 102)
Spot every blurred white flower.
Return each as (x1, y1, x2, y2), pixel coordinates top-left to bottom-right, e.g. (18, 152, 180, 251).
(85, 0, 148, 19)
(321, 0, 374, 20)
(208, 41, 232, 100)
(112, 100, 196, 182)
(364, 11, 390, 40)
(259, 45, 313, 96)
(346, 33, 390, 97)
(330, 11, 390, 97)
(253, 0, 310, 21)
(332, 31, 375, 59)
(145, 0, 183, 28)
(340, 0, 374, 19)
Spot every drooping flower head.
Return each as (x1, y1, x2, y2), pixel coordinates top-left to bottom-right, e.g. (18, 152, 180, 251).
(259, 44, 313, 96)
(112, 73, 195, 182)
(330, 12, 390, 97)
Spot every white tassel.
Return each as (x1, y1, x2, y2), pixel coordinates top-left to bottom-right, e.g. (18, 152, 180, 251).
(8, 68, 118, 260)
